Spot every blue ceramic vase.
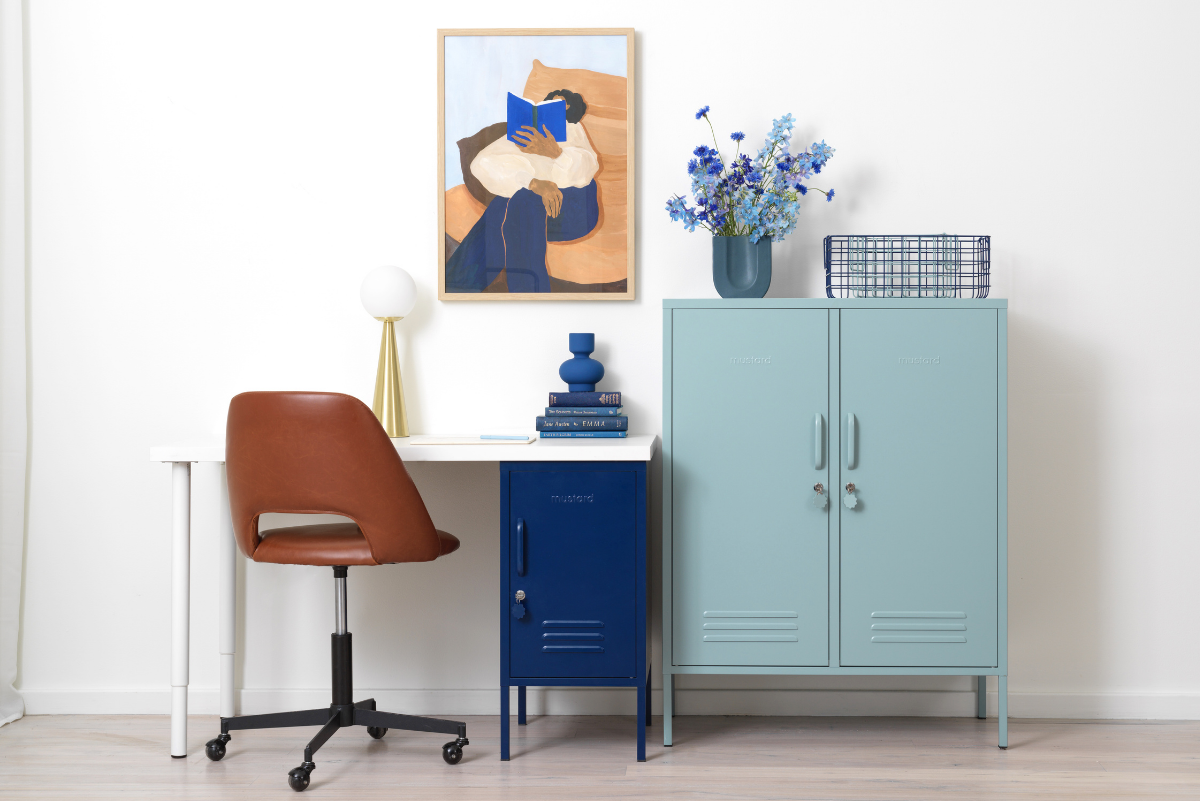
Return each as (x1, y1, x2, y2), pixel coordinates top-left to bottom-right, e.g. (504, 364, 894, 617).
(559, 333, 605, 391)
(712, 235, 772, 298)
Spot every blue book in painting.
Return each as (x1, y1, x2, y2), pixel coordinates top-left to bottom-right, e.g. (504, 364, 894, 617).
(539, 431, 628, 438)
(507, 93, 567, 145)
(548, 391, 622, 407)
(536, 416, 628, 432)
(544, 406, 624, 416)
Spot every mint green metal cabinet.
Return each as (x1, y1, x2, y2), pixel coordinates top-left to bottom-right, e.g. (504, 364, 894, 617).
(671, 309, 829, 667)
(663, 299, 1009, 750)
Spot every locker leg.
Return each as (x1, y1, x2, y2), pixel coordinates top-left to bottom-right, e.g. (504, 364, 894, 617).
(517, 685, 527, 725)
(976, 675, 987, 719)
(645, 664, 652, 723)
(998, 675, 1008, 749)
(636, 681, 646, 761)
(500, 683, 510, 760)
(663, 672, 674, 747)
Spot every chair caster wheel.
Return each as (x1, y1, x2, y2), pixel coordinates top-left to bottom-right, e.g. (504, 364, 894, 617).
(442, 739, 465, 765)
(367, 726, 387, 739)
(205, 734, 230, 761)
(287, 762, 314, 791)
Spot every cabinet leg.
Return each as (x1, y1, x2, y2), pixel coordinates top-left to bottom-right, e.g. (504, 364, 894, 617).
(636, 680, 646, 761)
(976, 675, 987, 719)
(645, 664, 652, 723)
(500, 683, 510, 760)
(998, 675, 1008, 749)
(517, 685, 526, 725)
(663, 672, 673, 747)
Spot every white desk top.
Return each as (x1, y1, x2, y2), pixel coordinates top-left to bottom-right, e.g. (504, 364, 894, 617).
(150, 434, 658, 464)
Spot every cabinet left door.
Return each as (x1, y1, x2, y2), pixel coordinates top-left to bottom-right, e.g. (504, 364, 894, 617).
(508, 469, 637, 679)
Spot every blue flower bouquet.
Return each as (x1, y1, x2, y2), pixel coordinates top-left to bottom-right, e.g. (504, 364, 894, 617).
(665, 107, 836, 297)
(666, 106, 835, 242)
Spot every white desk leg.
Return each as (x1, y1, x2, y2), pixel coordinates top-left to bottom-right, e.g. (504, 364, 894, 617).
(170, 462, 191, 758)
(218, 463, 235, 719)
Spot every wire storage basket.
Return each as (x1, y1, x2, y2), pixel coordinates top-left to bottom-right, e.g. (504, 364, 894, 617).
(824, 235, 990, 299)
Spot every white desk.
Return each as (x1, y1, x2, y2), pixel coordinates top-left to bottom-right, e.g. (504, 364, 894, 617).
(150, 435, 659, 757)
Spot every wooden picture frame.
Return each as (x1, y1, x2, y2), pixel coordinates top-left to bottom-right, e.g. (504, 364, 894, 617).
(438, 28, 635, 301)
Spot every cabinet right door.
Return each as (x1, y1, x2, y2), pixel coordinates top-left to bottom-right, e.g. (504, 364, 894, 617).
(839, 309, 998, 668)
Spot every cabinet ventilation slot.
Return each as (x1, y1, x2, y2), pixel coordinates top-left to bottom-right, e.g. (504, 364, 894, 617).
(869, 612, 967, 643)
(543, 633, 604, 640)
(703, 611, 799, 618)
(704, 635, 799, 642)
(542, 645, 604, 653)
(542, 620, 604, 628)
(703, 622, 799, 630)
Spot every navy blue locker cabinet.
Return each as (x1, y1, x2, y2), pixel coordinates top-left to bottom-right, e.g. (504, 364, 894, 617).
(500, 461, 649, 762)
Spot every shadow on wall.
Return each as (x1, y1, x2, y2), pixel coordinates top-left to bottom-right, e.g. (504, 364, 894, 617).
(1006, 309, 1105, 698)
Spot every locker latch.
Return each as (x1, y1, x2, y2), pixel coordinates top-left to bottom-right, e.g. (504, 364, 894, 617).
(512, 590, 527, 620)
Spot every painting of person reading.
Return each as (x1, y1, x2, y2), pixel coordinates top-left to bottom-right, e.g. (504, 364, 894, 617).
(445, 89, 600, 293)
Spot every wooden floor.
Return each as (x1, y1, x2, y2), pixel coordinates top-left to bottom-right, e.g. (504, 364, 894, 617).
(1, 714, 1198, 799)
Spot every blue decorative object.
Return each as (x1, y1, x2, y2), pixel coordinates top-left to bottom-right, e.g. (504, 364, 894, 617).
(558, 333, 605, 391)
(712, 235, 772, 298)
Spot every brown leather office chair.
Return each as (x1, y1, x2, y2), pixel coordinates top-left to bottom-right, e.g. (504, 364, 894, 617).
(203, 391, 468, 792)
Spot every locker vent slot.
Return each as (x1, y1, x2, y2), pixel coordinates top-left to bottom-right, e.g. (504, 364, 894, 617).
(543, 633, 604, 640)
(704, 634, 799, 642)
(703, 611, 799, 618)
(543, 645, 604, 653)
(703, 622, 799, 630)
(869, 612, 967, 643)
(542, 620, 604, 628)
(702, 612, 799, 642)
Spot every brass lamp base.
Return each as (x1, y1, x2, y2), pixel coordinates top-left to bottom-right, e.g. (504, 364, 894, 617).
(372, 317, 409, 438)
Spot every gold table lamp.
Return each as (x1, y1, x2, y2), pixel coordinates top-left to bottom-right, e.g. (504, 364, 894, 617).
(360, 266, 417, 438)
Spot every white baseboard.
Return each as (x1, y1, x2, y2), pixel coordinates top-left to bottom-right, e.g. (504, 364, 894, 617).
(18, 687, 1200, 720)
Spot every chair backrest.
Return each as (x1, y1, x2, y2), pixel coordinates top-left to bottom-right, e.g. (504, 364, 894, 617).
(226, 391, 442, 564)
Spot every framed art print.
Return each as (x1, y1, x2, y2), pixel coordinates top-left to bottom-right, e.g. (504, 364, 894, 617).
(438, 29, 635, 300)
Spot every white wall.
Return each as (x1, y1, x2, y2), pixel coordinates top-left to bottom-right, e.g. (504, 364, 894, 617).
(16, 0, 1200, 719)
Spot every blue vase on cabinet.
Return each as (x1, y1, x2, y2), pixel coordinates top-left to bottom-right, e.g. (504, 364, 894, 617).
(712, 235, 772, 298)
(559, 333, 605, 391)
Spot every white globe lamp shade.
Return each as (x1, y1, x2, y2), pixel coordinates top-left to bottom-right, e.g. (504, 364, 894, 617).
(360, 265, 417, 320)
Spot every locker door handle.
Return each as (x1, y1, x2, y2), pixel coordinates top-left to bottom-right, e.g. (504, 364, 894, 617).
(813, 413, 825, 470)
(846, 413, 857, 469)
(516, 518, 526, 576)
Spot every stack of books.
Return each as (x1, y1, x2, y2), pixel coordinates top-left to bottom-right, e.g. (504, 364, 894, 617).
(537, 391, 627, 438)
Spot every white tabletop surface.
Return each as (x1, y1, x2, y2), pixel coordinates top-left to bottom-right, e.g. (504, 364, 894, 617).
(150, 434, 658, 463)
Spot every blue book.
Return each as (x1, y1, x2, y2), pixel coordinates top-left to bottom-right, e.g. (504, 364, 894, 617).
(537, 416, 627, 432)
(539, 431, 628, 438)
(507, 93, 567, 145)
(548, 391, 622, 407)
(544, 406, 624, 416)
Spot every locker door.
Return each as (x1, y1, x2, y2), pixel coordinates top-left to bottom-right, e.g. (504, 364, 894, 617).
(509, 470, 636, 678)
(839, 309, 998, 667)
(672, 309, 829, 667)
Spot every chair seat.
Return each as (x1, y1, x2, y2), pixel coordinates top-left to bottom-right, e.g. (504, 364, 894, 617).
(254, 523, 460, 566)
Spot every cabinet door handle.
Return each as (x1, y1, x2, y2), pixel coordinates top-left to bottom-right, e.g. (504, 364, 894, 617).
(516, 518, 526, 576)
(813, 413, 825, 470)
(846, 412, 857, 470)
